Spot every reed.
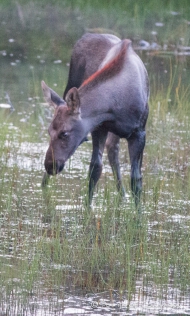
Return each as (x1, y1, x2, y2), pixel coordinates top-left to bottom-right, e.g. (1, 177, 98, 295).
(0, 0, 190, 313)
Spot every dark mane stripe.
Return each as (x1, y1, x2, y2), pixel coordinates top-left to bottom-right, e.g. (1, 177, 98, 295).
(80, 39, 130, 89)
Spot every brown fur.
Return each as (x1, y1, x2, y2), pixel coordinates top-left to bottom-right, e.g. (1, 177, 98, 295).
(81, 39, 130, 90)
(42, 33, 149, 208)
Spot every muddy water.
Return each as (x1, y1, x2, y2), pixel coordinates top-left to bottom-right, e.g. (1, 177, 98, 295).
(1, 48, 190, 315)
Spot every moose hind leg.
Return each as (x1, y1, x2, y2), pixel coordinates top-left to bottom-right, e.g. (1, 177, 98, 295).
(106, 132, 125, 197)
(127, 130, 146, 207)
(88, 128, 108, 206)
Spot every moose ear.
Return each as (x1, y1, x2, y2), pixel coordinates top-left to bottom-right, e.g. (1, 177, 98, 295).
(41, 81, 65, 109)
(65, 87, 80, 114)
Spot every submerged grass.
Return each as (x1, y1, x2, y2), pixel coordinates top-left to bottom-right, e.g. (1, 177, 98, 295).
(1, 1, 190, 313)
(1, 64, 190, 313)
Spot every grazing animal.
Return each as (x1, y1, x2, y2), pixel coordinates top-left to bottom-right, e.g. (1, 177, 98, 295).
(41, 33, 149, 207)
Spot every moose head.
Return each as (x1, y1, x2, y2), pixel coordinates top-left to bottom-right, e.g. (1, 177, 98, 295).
(41, 81, 86, 175)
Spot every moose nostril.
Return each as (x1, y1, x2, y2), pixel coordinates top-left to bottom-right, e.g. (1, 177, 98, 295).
(56, 160, 64, 173)
(44, 159, 64, 175)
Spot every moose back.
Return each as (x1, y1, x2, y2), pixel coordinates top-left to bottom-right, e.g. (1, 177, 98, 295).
(41, 33, 149, 206)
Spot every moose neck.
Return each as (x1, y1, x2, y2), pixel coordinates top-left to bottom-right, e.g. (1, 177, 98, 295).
(78, 86, 115, 134)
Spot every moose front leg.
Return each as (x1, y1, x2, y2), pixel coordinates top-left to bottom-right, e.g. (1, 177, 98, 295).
(88, 128, 108, 206)
(106, 132, 125, 197)
(127, 130, 146, 208)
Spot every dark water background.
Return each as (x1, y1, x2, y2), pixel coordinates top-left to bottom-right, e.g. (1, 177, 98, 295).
(1, 1, 190, 315)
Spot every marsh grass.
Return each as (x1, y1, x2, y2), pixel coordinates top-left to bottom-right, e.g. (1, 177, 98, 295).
(0, 98, 190, 312)
(1, 79, 190, 311)
(0, 124, 189, 313)
(1, 64, 190, 313)
(1, 0, 190, 64)
(1, 1, 190, 313)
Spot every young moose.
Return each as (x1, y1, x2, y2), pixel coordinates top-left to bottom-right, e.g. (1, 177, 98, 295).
(41, 33, 149, 206)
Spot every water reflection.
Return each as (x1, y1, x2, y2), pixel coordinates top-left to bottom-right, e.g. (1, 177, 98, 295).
(1, 28, 190, 316)
(1, 286, 190, 315)
(1, 110, 190, 314)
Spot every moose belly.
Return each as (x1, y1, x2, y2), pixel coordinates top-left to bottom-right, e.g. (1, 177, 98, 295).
(103, 120, 139, 139)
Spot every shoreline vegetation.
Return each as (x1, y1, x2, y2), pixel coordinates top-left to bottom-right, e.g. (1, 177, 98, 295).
(1, 0, 190, 63)
(1, 0, 190, 314)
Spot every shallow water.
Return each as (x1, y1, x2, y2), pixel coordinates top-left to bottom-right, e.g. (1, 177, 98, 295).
(2, 288, 190, 315)
(1, 109, 190, 315)
(1, 6, 190, 314)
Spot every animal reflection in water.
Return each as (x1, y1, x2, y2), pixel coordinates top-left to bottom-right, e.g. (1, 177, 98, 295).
(41, 33, 149, 207)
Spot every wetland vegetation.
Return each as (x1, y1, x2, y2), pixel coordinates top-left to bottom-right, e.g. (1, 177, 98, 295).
(1, 0, 190, 314)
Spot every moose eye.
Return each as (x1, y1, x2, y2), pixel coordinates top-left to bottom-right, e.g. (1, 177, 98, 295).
(59, 131, 69, 139)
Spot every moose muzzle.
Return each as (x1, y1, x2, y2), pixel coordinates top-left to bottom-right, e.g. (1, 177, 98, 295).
(44, 158, 65, 175)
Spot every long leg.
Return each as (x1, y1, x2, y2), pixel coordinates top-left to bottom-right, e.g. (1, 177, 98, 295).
(88, 128, 108, 206)
(105, 132, 125, 197)
(127, 130, 146, 207)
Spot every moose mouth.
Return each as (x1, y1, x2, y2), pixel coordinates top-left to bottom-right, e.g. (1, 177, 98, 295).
(45, 159, 65, 175)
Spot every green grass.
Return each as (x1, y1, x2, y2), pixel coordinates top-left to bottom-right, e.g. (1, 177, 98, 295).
(1, 69, 190, 312)
(1, 0, 190, 313)
(1, 0, 190, 63)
